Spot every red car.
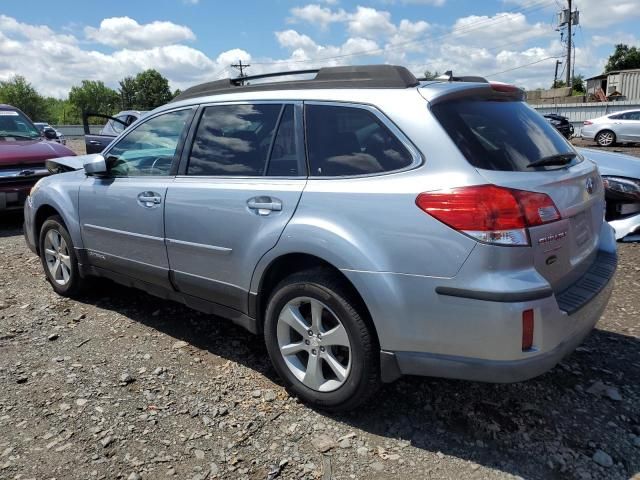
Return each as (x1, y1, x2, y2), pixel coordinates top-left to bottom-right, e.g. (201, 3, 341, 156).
(0, 104, 75, 211)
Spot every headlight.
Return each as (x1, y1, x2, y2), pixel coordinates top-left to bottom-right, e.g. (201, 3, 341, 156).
(602, 176, 640, 201)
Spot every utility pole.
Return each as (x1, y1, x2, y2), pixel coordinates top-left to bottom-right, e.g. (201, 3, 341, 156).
(557, 1, 578, 88)
(553, 60, 562, 88)
(565, 0, 572, 87)
(231, 59, 250, 85)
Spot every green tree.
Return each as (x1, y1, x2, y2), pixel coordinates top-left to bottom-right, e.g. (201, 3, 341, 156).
(605, 44, 640, 73)
(172, 88, 182, 99)
(117, 69, 173, 110)
(68, 80, 119, 121)
(423, 70, 440, 80)
(132, 69, 172, 110)
(572, 74, 585, 94)
(118, 76, 138, 110)
(0, 75, 49, 120)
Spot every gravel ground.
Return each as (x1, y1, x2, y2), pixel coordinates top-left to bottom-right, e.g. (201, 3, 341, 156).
(0, 139, 639, 480)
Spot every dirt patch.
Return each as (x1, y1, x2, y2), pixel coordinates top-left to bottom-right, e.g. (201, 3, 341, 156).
(1, 213, 639, 480)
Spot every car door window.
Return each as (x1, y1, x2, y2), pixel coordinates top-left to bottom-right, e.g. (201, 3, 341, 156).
(266, 105, 300, 176)
(105, 109, 191, 177)
(187, 104, 282, 176)
(305, 104, 413, 176)
(629, 111, 640, 121)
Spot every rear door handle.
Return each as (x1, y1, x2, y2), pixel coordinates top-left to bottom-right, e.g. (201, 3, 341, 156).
(137, 191, 162, 208)
(247, 197, 282, 215)
(88, 140, 102, 145)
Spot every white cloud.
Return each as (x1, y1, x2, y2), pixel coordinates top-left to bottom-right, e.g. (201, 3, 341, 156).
(451, 12, 551, 44)
(84, 17, 196, 49)
(504, 0, 640, 28)
(289, 4, 348, 28)
(348, 6, 397, 38)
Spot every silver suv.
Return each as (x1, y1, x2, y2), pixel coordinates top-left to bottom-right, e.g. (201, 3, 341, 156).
(24, 66, 617, 410)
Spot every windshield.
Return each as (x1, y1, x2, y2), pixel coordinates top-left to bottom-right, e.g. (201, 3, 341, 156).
(0, 110, 41, 140)
(431, 99, 580, 172)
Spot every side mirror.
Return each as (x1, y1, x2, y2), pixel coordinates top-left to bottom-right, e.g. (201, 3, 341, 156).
(43, 128, 57, 140)
(83, 154, 107, 175)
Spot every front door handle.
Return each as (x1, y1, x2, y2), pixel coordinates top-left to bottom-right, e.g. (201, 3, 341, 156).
(88, 140, 102, 145)
(247, 196, 282, 215)
(137, 191, 162, 208)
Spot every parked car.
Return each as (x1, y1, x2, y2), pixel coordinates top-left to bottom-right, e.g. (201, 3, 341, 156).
(578, 147, 640, 241)
(83, 110, 147, 154)
(34, 122, 66, 145)
(581, 109, 640, 146)
(544, 114, 574, 139)
(24, 66, 617, 410)
(0, 104, 75, 211)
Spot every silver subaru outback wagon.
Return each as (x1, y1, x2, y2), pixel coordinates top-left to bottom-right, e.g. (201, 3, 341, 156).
(24, 65, 617, 411)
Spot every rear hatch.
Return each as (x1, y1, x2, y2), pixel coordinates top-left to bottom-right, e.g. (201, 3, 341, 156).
(425, 87, 603, 293)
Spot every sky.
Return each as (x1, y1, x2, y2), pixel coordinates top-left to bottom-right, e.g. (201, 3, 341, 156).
(1, 0, 639, 98)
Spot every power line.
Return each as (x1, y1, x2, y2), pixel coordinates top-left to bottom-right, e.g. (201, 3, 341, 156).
(249, 0, 555, 67)
(483, 55, 563, 77)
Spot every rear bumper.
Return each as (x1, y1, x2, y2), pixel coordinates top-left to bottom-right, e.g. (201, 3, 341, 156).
(382, 267, 614, 383)
(343, 224, 618, 384)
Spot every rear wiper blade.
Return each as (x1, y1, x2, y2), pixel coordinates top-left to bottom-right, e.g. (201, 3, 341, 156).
(527, 152, 577, 168)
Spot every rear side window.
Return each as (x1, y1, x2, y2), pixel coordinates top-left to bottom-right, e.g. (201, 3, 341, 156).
(188, 104, 281, 176)
(431, 100, 578, 171)
(305, 104, 413, 177)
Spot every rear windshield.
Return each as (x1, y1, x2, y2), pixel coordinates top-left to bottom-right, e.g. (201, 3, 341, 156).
(431, 99, 579, 171)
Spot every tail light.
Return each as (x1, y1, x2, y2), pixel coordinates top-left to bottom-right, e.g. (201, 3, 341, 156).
(415, 185, 561, 246)
(490, 82, 520, 93)
(583, 120, 593, 125)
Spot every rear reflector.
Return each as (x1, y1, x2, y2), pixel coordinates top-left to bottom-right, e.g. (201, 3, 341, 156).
(522, 309, 534, 351)
(583, 120, 593, 125)
(415, 185, 561, 246)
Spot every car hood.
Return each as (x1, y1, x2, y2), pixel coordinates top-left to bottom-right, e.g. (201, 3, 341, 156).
(0, 139, 76, 166)
(577, 148, 640, 179)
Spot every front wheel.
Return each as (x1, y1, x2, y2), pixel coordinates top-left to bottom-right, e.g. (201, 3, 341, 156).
(596, 130, 616, 147)
(264, 270, 380, 411)
(39, 215, 84, 297)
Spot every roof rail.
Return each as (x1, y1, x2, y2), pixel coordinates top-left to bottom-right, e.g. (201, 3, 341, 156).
(416, 70, 488, 84)
(173, 65, 420, 102)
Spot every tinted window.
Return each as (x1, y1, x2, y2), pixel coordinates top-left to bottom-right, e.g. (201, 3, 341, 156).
(627, 111, 640, 120)
(106, 109, 191, 177)
(266, 105, 300, 176)
(188, 104, 281, 176)
(431, 100, 578, 172)
(305, 104, 413, 176)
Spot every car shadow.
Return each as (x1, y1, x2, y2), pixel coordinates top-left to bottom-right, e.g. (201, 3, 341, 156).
(0, 211, 24, 238)
(71, 283, 640, 480)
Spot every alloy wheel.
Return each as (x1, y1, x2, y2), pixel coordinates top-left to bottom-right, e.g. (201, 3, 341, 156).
(276, 297, 352, 392)
(43, 229, 71, 286)
(597, 131, 614, 146)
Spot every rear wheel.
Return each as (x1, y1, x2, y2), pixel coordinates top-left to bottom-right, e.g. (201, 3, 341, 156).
(264, 269, 380, 411)
(596, 130, 616, 147)
(39, 216, 84, 297)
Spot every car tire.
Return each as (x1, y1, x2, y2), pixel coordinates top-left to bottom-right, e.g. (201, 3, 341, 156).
(264, 269, 380, 411)
(39, 215, 84, 297)
(596, 130, 616, 147)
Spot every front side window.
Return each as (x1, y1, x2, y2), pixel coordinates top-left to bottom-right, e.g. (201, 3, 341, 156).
(188, 104, 282, 176)
(105, 109, 191, 177)
(305, 104, 413, 177)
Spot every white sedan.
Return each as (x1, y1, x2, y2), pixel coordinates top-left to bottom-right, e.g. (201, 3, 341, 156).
(581, 109, 640, 146)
